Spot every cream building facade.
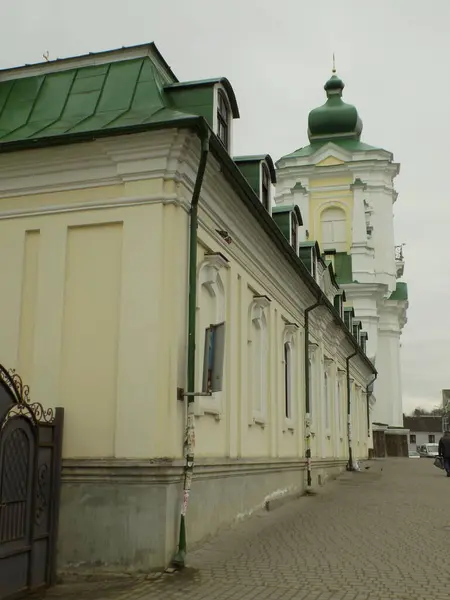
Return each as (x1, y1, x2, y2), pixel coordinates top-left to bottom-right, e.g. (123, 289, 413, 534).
(0, 44, 375, 572)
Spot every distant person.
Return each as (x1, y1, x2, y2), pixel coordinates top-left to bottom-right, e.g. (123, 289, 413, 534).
(438, 431, 450, 477)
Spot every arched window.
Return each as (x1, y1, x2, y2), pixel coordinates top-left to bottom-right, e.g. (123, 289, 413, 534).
(320, 206, 347, 252)
(217, 90, 230, 149)
(324, 371, 330, 430)
(196, 253, 228, 415)
(248, 296, 270, 423)
(284, 342, 292, 419)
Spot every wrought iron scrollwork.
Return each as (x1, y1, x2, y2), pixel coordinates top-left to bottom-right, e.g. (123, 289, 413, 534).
(0, 365, 55, 427)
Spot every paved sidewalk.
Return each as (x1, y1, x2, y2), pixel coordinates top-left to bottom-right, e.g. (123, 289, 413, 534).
(37, 459, 450, 600)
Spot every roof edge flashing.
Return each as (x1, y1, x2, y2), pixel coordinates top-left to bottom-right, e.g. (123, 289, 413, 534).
(0, 42, 178, 84)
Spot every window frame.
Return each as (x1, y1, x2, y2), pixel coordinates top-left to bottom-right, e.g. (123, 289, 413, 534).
(410, 434, 416, 444)
(284, 342, 292, 420)
(428, 434, 435, 443)
(282, 322, 298, 432)
(195, 253, 229, 418)
(261, 163, 271, 211)
(216, 89, 230, 150)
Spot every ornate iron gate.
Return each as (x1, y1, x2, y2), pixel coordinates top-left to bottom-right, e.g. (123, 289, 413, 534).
(0, 365, 64, 599)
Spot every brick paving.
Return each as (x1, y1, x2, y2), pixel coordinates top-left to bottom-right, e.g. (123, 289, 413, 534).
(37, 459, 450, 600)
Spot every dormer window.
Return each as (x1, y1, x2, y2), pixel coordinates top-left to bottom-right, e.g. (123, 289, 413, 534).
(261, 164, 270, 211)
(333, 293, 343, 318)
(217, 90, 229, 149)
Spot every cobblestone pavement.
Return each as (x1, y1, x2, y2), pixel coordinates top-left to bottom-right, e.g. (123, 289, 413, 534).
(37, 459, 450, 600)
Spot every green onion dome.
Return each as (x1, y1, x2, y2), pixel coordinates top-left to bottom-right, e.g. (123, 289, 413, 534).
(307, 71, 363, 142)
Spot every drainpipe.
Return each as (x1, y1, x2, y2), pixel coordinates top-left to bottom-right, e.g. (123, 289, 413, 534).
(366, 374, 377, 438)
(304, 295, 322, 489)
(172, 130, 210, 567)
(346, 350, 358, 471)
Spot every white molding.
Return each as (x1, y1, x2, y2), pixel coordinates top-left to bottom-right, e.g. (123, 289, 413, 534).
(198, 253, 230, 288)
(0, 193, 182, 220)
(283, 322, 299, 342)
(0, 130, 190, 198)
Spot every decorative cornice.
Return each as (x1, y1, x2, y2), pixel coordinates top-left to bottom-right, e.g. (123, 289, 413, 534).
(308, 341, 319, 359)
(284, 322, 299, 338)
(0, 130, 190, 199)
(350, 178, 367, 191)
(204, 251, 229, 265)
(249, 295, 271, 326)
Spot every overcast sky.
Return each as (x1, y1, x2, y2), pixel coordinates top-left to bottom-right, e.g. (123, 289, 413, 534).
(1, 0, 447, 413)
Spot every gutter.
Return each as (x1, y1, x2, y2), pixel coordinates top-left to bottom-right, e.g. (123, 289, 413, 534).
(346, 351, 358, 471)
(304, 295, 322, 489)
(366, 374, 377, 438)
(172, 127, 210, 567)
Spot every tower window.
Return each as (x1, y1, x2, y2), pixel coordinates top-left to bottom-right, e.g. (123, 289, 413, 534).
(217, 90, 229, 149)
(320, 207, 347, 252)
(261, 164, 270, 211)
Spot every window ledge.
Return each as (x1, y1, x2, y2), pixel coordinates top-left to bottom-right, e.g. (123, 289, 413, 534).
(251, 413, 267, 428)
(194, 395, 223, 420)
(283, 418, 295, 434)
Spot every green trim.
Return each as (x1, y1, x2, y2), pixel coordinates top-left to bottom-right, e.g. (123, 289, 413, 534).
(165, 78, 240, 118)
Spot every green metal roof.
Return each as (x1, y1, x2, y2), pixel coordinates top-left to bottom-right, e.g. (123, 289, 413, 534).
(234, 154, 276, 183)
(0, 57, 198, 150)
(333, 252, 353, 284)
(271, 204, 302, 225)
(308, 73, 362, 143)
(165, 78, 240, 118)
(389, 282, 408, 301)
(279, 139, 381, 161)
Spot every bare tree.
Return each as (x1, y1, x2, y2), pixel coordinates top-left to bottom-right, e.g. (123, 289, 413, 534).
(412, 407, 443, 417)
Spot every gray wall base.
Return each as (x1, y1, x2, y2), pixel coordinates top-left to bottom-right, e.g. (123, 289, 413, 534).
(57, 457, 348, 574)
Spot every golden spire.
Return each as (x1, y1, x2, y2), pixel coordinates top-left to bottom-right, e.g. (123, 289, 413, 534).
(332, 52, 336, 74)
